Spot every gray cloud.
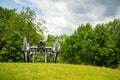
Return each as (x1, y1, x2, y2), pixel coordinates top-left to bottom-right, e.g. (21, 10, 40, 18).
(53, 0, 120, 24)
(53, 0, 120, 17)
(68, 3, 90, 14)
(95, 0, 120, 17)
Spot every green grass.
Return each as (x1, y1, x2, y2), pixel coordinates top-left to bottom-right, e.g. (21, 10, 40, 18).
(0, 63, 120, 80)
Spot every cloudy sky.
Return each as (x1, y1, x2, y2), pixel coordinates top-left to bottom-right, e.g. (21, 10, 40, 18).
(0, 0, 120, 35)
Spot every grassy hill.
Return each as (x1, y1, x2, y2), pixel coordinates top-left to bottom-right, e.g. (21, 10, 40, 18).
(0, 63, 120, 80)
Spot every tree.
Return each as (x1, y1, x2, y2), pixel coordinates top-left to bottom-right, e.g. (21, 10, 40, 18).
(60, 23, 94, 64)
(60, 21, 120, 68)
(93, 24, 117, 68)
(46, 35, 56, 46)
(106, 19, 120, 66)
(0, 7, 44, 62)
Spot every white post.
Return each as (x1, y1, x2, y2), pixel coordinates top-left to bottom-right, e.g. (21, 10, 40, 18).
(32, 52, 35, 63)
(25, 51, 27, 62)
(45, 50, 47, 63)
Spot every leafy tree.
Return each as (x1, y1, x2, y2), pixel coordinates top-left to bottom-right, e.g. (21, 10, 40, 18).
(106, 19, 120, 66)
(60, 23, 95, 64)
(60, 21, 120, 68)
(0, 7, 44, 62)
(93, 24, 117, 68)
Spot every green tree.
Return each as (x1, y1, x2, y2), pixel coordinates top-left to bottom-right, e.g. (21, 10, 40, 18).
(0, 7, 44, 62)
(60, 21, 120, 68)
(106, 19, 120, 66)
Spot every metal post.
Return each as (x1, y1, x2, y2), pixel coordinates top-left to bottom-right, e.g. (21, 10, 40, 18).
(45, 50, 47, 63)
(25, 51, 28, 62)
(32, 52, 35, 63)
(52, 52, 55, 63)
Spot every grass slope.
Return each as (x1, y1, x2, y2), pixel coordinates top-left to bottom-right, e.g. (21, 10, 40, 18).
(0, 63, 120, 80)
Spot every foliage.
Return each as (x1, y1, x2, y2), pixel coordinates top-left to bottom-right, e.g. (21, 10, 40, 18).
(60, 20, 120, 68)
(0, 7, 44, 62)
(46, 35, 56, 46)
(0, 6, 120, 68)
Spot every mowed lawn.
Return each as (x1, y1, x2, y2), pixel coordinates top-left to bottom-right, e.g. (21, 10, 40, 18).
(0, 63, 120, 80)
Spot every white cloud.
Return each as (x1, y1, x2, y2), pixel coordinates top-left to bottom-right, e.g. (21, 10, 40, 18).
(27, 0, 120, 36)
(28, 0, 71, 35)
(14, 0, 26, 5)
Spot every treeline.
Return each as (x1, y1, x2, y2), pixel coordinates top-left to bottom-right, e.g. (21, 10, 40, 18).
(0, 7, 44, 62)
(60, 19, 120, 68)
(0, 7, 120, 68)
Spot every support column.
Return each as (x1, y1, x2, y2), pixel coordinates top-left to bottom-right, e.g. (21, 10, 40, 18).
(32, 52, 35, 63)
(25, 51, 28, 62)
(45, 51, 47, 63)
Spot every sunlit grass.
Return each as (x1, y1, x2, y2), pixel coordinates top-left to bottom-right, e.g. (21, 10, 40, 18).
(0, 63, 120, 80)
